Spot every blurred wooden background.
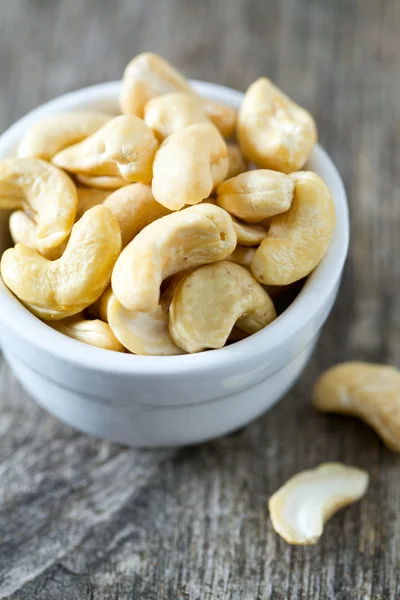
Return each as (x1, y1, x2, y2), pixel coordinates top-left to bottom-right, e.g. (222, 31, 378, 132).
(0, 0, 399, 598)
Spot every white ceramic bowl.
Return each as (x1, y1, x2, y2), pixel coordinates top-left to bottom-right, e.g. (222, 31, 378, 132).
(0, 81, 349, 447)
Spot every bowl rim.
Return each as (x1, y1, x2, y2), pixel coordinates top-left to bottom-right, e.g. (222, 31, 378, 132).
(0, 79, 349, 377)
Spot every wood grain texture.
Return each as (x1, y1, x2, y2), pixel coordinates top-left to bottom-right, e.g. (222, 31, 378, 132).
(1, 0, 400, 598)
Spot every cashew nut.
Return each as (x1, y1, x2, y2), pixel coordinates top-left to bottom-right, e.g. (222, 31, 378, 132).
(107, 282, 184, 356)
(169, 261, 276, 352)
(9, 211, 66, 260)
(144, 92, 211, 141)
(103, 183, 169, 247)
(1, 205, 121, 319)
(203, 197, 266, 246)
(86, 286, 113, 322)
(217, 170, 294, 223)
(238, 77, 317, 173)
(226, 246, 256, 268)
(48, 314, 125, 352)
(226, 144, 247, 179)
(17, 112, 113, 160)
(268, 463, 369, 545)
(112, 203, 236, 313)
(76, 174, 130, 190)
(251, 171, 336, 285)
(0, 158, 77, 252)
(52, 115, 159, 184)
(75, 185, 110, 218)
(120, 52, 236, 136)
(152, 123, 228, 210)
(313, 361, 400, 453)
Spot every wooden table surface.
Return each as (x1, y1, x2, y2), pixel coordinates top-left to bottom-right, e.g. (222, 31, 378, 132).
(1, 0, 399, 598)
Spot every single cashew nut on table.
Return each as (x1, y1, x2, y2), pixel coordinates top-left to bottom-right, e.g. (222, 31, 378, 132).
(217, 170, 294, 223)
(53, 115, 159, 184)
(144, 92, 211, 141)
(107, 277, 185, 355)
(169, 261, 276, 353)
(112, 203, 236, 313)
(268, 463, 369, 545)
(103, 183, 169, 247)
(313, 361, 400, 453)
(238, 77, 317, 173)
(48, 314, 125, 352)
(152, 123, 228, 210)
(17, 112, 114, 160)
(251, 171, 336, 285)
(0, 158, 77, 252)
(1, 205, 121, 320)
(120, 52, 236, 137)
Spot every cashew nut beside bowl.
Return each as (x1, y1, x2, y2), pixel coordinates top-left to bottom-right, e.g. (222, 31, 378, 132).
(169, 261, 276, 353)
(313, 361, 400, 453)
(120, 52, 237, 137)
(251, 171, 336, 285)
(238, 77, 317, 173)
(48, 314, 125, 352)
(112, 203, 237, 313)
(53, 115, 159, 184)
(268, 463, 369, 545)
(0, 158, 77, 252)
(152, 123, 228, 210)
(217, 169, 294, 223)
(17, 112, 114, 160)
(1, 205, 121, 319)
(144, 92, 211, 141)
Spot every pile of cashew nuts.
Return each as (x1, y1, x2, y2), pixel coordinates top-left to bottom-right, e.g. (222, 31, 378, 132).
(0, 52, 337, 356)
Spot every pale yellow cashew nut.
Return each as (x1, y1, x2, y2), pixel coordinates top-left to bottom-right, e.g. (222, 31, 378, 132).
(0, 158, 77, 252)
(17, 112, 114, 160)
(120, 52, 237, 137)
(1, 205, 121, 320)
(112, 203, 236, 313)
(52, 115, 159, 184)
(144, 92, 211, 141)
(76, 174, 130, 190)
(232, 219, 267, 246)
(152, 123, 228, 210)
(75, 186, 111, 220)
(86, 286, 113, 322)
(238, 77, 317, 173)
(268, 463, 369, 545)
(103, 183, 170, 247)
(48, 314, 125, 352)
(169, 261, 276, 352)
(216, 170, 294, 223)
(226, 144, 248, 179)
(313, 362, 400, 453)
(226, 246, 256, 268)
(251, 171, 336, 285)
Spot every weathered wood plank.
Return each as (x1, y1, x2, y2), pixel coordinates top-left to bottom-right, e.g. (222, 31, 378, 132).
(1, 0, 400, 598)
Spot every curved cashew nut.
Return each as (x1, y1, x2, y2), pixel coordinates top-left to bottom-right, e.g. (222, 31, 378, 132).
(169, 261, 276, 352)
(238, 77, 317, 173)
(52, 115, 159, 184)
(226, 144, 248, 179)
(144, 92, 211, 141)
(76, 174, 130, 190)
(9, 211, 66, 260)
(251, 171, 336, 285)
(17, 112, 114, 160)
(48, 314, 125, 352)
(75, 186, 111, 220)
(268, 463, 369, 545)
(86, 286, 113, 322)
(107, 281, 184, 356)
(120, 52, 237, 137)
(103, 183, 170, 247)
(232, 220, 267, 246)
(313, 361, 400, 453)
(0, 158, 77, 251)
(112, 203, 236, 313)
(217, 170, 294, 223)
(1, 205, 121, 320)
(226, 246, 256, 268)
(152, 123, 228, 210)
